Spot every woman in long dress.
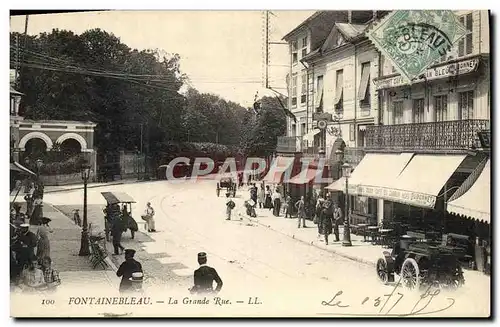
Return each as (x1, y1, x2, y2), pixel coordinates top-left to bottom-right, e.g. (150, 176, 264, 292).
(264, 186, 273, 210)
(36, 224, 51, 262)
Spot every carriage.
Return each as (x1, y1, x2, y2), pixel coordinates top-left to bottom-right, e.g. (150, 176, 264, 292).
(217, 174, 236, 197)
(101, 192, 138, 240)
(376, 232, 468, 290)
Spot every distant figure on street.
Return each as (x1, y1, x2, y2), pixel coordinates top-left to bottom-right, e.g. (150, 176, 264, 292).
(73, 209, 82, 227)
(315, 194, 325, 234)
(272, 189, 281, 216)
(29, 197, 43, 226)
(333, 202, 343, 242)
(257, 184, 265, 209)
(264, 185, 273, 209)
(284, 196, 293, 218)
(295, 196, 307, 228)
(36, 219, 52, 262)
(116, 249, 143, 293)
(111, 218, 125, 255)
(24, 194, 34, 218)
(321, 199, 334, 245)
(250, 183, 258, 205)
(142, 202, 156, 232)
(225, 193, 235, 220)
(190, 252, 223, 295)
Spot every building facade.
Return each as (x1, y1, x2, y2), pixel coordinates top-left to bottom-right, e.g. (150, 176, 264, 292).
(280, 10, 491, 244)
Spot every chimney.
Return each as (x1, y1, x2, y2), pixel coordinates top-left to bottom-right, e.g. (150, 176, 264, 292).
(373, 10, 377, 20)
(348, 11, 352, 23)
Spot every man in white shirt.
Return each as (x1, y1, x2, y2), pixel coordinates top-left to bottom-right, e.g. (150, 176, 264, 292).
(144, 202, 156, 232)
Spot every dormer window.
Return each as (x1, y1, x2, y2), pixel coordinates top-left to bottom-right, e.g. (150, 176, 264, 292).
(300, 36, 308, 58)
(335, 33, 344, 47)
(291, 41, 298, 64)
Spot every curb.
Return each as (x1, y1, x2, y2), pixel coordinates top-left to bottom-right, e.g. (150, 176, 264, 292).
(44, 180, 144, 194)
(247, 216, 377, 267)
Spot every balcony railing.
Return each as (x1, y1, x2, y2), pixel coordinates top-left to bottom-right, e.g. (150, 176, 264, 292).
(365, 120, 490, 151)
(276, 136, 315, 154)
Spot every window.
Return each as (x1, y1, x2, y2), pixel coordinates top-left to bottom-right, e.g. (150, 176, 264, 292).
(301, 123, 306, 136)
(359, 62, 371, 107)
(334, 69, 344, 114)
(291, 41, 298, 64)
(435, 95, 448, 122)
(300, 36, 308, 58)
(412, 98, 425, 123)
(458, 13, 473, 57)
(301, 71, 307, 104)
(458, 90, 474, 120)
(393, 101, 404, 124)
(291, 74, 297, 107)
(291, 124, 296, 137)
(315, 75, 324, 113)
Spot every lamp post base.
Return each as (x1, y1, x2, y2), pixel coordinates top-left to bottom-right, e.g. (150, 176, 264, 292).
(342, 240, 352, 247)
(78, 229, 91, 256)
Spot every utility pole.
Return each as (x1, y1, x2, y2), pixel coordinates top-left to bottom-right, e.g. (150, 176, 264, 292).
(19, 14, 29, 91)
(265, 10, 269, 89)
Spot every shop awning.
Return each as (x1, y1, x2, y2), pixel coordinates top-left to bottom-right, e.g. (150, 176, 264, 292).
(303, 129, 321, 142)
(447, 159, 490, 223)
(386, 154, 466, 208)
(347, 153, 414, 194)
(288, 166, 325, 185)
(262, 156, 295, 184)
(11, 162, 36, 176)
(326, 177, 347, 192)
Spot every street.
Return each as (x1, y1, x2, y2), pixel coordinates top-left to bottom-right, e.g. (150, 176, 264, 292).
(33, 180, 490, 317)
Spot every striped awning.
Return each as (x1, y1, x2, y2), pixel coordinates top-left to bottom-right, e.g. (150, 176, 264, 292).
(262, 156, 295, 184)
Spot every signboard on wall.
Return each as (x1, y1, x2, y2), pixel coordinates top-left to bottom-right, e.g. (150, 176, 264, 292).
(374, 57, 480, 90)
(348, 184, 436, 208)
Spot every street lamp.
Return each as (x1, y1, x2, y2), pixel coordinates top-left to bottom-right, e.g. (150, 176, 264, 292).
(341, 162, 352, 247)
(79, 163, 91, 256)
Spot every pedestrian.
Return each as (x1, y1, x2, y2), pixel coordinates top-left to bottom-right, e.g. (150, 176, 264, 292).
(315, 194, 325, 228)
(14, 223, 37, 271)
(321, 199, 334, 244)
(225, 192, 235, 220)
(142, 202, 156, 232)
(295, 196, 307, 228)
(264, 185, 273, 209)
(73, 209, 82, 227)
(40, 256, 61, 291)
(272, 189, 281, 216)
(190, 252, 223, 295)
(116, 249, 143, 293)
(284, 196, 293, 218)
(17, 258, 45, 292)
(122, 205, 138, 239)
(29, 197, 43, 226)
(111, 218, 125, 255)
(36, 218, 52, 262)
(250, 183, 258, 204)
(333, 202, 343, 242)
(24, 194, 33, 219)
(128, 272, 144, 293)
(257, 184, 265, 209)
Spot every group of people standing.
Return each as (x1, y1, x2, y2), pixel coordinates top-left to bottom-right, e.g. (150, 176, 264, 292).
(10, 183, 61, 292)
(314, 192, 344, 245)
(104, 203, 139, 255)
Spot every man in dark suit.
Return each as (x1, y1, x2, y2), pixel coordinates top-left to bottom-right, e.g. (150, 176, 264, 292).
(116, 249, 143, 293)
(190, 252, 223, 294)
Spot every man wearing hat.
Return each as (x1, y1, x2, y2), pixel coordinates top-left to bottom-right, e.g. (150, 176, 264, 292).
(128, 272, 144, 293)
(116, 249, 143, 293)
(190, 252, 223, 294)
(13, 224, 37, 271)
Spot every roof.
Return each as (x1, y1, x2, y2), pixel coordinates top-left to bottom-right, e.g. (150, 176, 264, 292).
(335, 23, 369, 40)
(101, 192, 136, 204)
(282, 12, 323, 41)
(21, 119, 97, 126)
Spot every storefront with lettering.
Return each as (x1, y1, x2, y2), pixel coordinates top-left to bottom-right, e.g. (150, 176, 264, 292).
(375, 55, 489, 125)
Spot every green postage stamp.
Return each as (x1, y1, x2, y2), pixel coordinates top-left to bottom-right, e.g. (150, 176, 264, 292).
(367, 10, 468, 82)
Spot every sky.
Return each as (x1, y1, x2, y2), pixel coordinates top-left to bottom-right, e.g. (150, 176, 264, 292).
(10, 10, 314, 107)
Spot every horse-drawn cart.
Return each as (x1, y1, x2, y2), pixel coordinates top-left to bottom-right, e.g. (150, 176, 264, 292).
(217, 174, 236, 197)
(376, 232, 467, 290)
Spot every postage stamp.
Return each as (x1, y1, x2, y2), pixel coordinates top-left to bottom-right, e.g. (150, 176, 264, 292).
(367, 10, 468, 82)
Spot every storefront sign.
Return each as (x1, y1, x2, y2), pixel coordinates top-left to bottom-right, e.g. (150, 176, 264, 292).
(350, 184, 436, 208)
(367, 10, 468, 82)
(375, 57, 480, 90)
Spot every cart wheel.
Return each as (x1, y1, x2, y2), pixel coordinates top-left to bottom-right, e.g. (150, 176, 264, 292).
(444, 264, 465, 289)
(401, 258, 420, 290)
(376, 257, 390, 285)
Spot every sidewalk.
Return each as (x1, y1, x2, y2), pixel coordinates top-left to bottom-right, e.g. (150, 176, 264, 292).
(233, 186, 490, 283)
